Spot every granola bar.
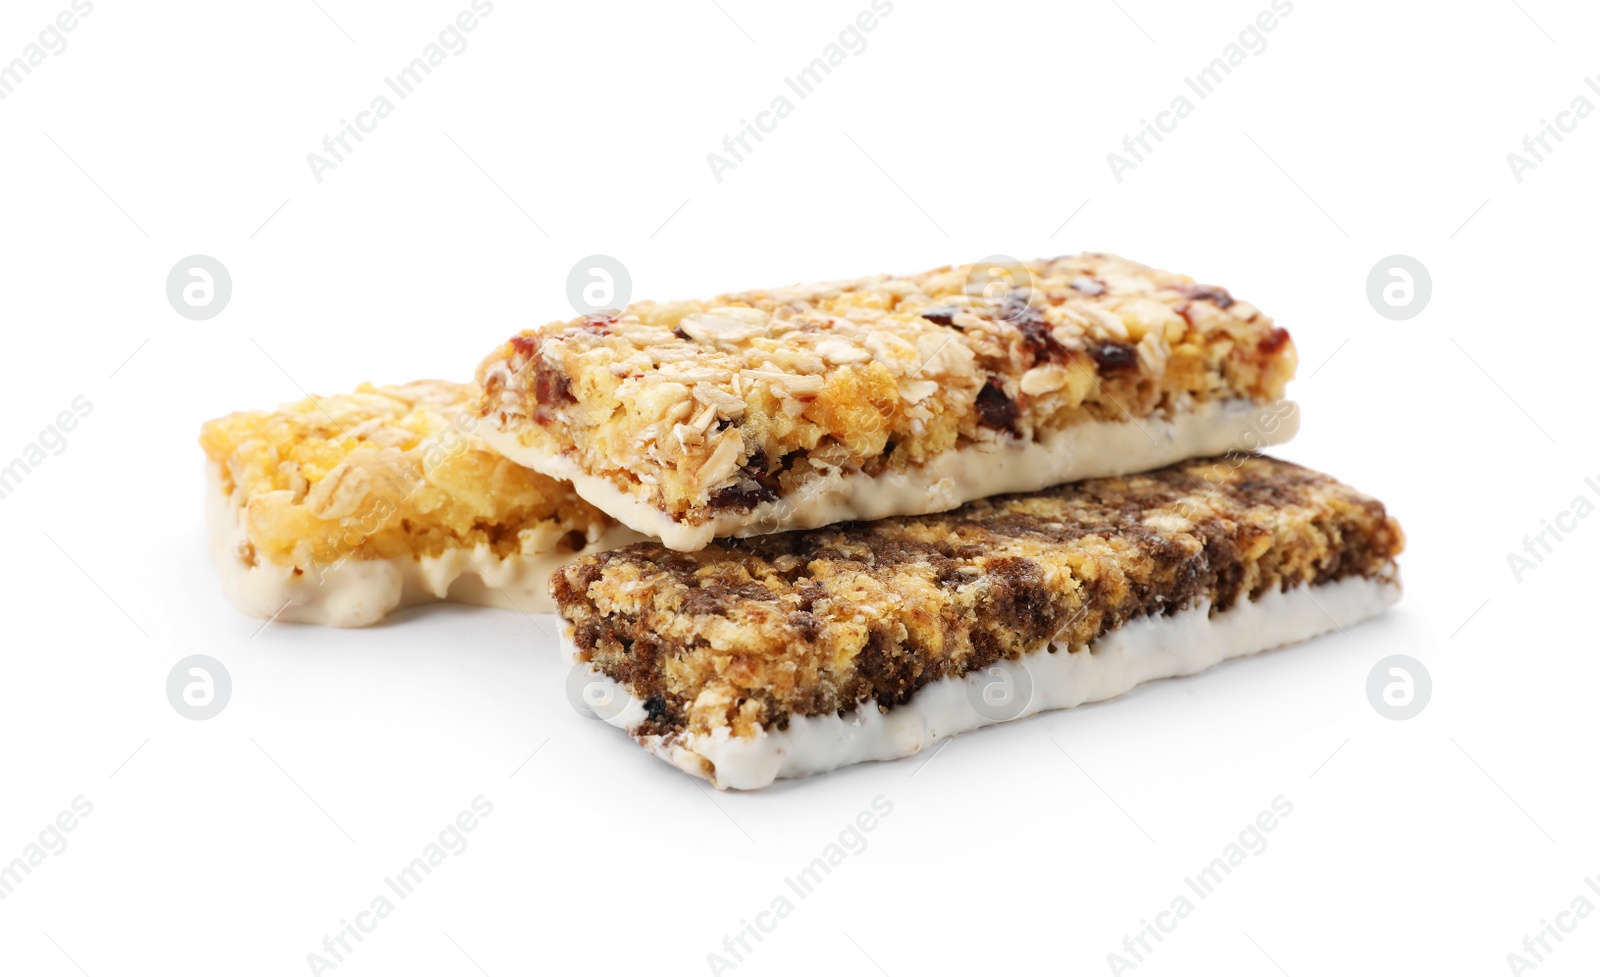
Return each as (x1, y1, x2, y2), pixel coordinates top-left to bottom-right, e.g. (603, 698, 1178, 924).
(478, 254, 1299, 551)
(552, 454, 1403, 788)
(200, 380, 638, 627)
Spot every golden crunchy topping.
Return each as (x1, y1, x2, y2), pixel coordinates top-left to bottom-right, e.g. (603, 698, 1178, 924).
(553, 455, 1402, 742)
(478, 253, 1297, 525)
(200, 380, 611, 571)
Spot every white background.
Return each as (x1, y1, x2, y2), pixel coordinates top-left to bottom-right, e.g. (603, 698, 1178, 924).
(1, 0, 1597, 974)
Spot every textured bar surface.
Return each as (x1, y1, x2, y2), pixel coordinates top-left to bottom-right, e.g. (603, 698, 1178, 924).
(553, 455, 1403, 786)
(478, 254, 1299, 550)
(200, 380, 627, 626)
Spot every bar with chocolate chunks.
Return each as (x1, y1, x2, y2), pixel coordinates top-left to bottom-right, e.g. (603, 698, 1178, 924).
(552, 454, 1403, 788)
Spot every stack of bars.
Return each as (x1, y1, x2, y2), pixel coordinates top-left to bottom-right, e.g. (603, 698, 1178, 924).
(202, 254, 1404, 788)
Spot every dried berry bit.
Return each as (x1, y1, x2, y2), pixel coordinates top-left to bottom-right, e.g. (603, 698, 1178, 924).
(996, 293, 1047, 329)
(920, 306, 961, 327)
(643, 695, 669, 722)
(533, 356, 574, 412)
(993, 294, 1066, 364)
(1089, 340, 1139, 373)
(974, 377, 1019, 433)
(1257, 326, 1291, 356)
(708, 480, 779, 512)
(1179, 283, 1235, 309)
(1019, 319, 1067, 365)
(742, 447, 785, 494)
